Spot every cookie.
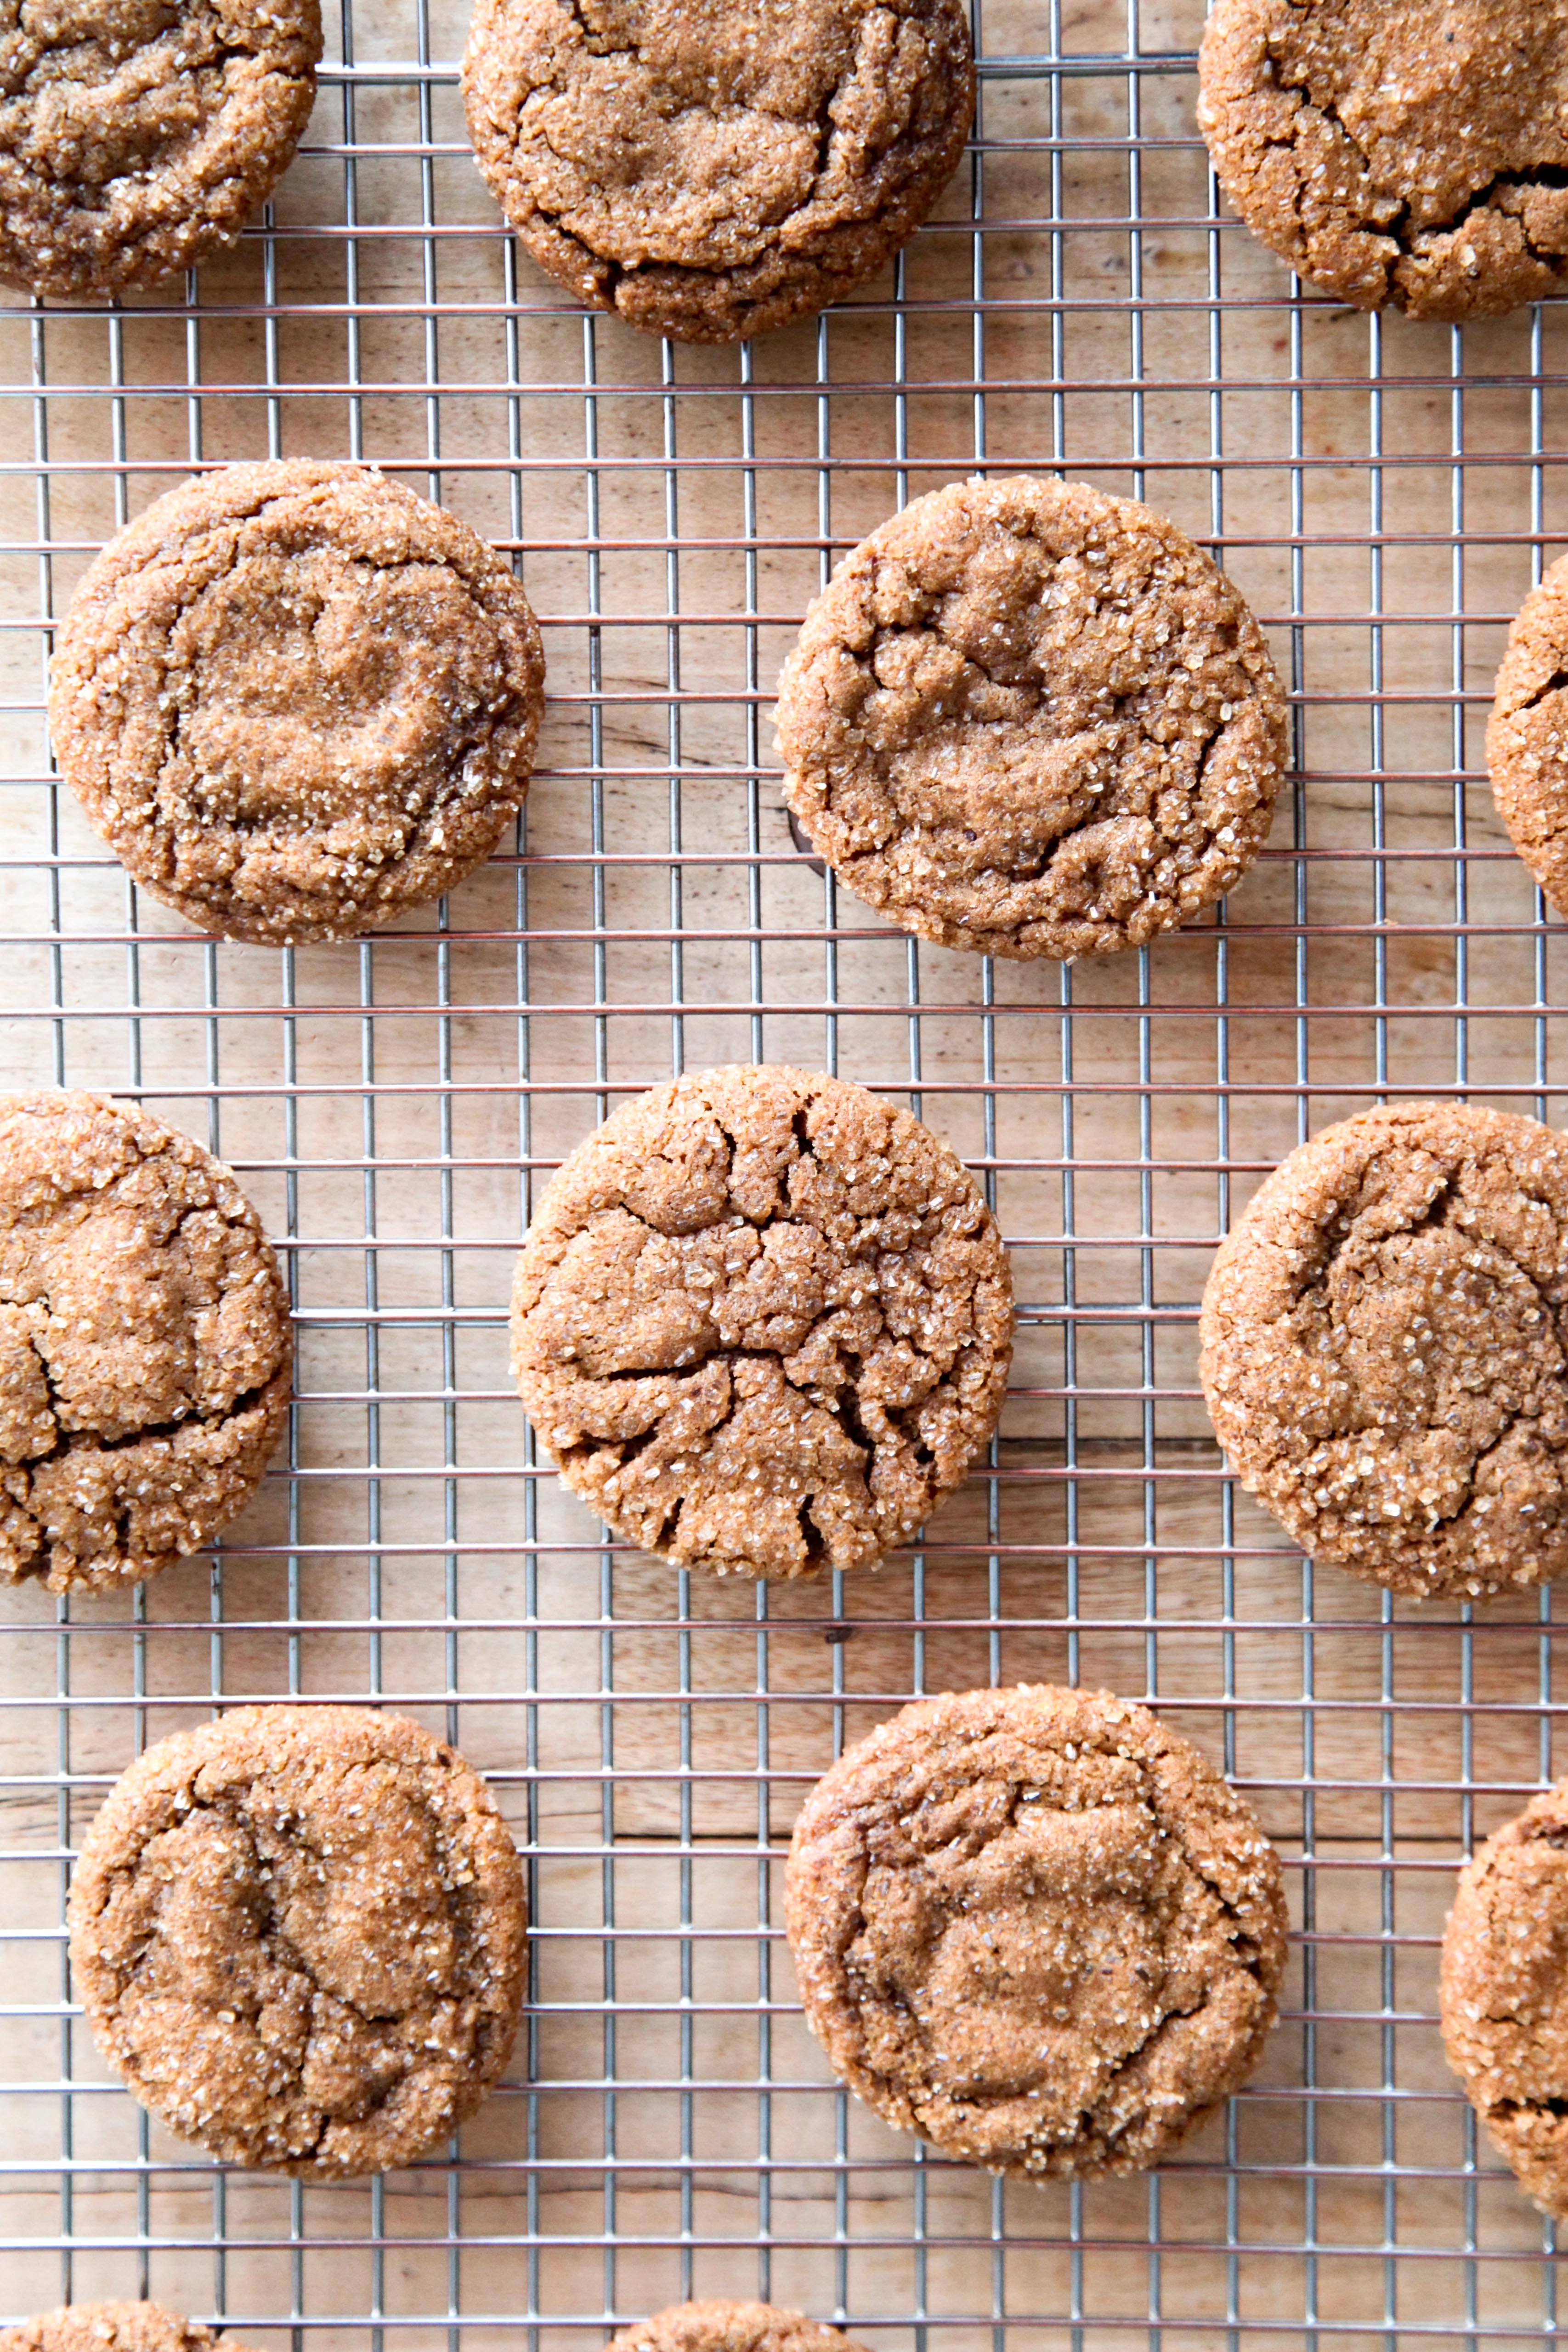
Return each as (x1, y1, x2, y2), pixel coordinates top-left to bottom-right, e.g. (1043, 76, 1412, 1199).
(1198, 0, 1568, 322)
(510, 1063, 1013, 1580)
(784, 1684, 1288, 2179)
(1200, 1102, 1568, 1601)
(1441, 1779, 1568, 2216)
(68, 1703, 528, 2177)
(0, 1089, 291, 1594)
(461, 0, 974, 344)
(608, 2307, 869, 2352)
(1488, 556, 1568, 917)
(776, 476, 1287, 962)
(0, 2310, 254, 2352)
(49, 460, 545, 946)
(0, 0, 321, 298)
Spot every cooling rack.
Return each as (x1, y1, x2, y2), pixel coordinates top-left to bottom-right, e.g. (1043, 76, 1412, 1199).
(2, 0, 1567, 2339)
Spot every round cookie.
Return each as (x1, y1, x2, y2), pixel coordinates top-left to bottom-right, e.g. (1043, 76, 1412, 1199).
(1488, 557, 1568, 917)
(0, 0, 321, 298)
(510, 1063, 1013, 1580)
(461, 0, 974, 344)
(49, 460, 545, 945)
(1441, 1779, 1568, 2217)
(68, 1704, 528, 2177)
(1, 2310, 254, 2352)
(1198, 0, 1568, 322)
(784, 1684, 1288, 2180)
(1200, 1102, 1568, 1601)
(608, 2307, 870, 2352)
(0, 1089, 291, 1594)
(776, 476, 1287, 961)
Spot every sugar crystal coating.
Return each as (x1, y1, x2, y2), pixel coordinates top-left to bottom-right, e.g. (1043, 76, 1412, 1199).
(785, 1683, 1288, 2179)
(68, 1705, 528, 2177)
(462, 0, 974, 343)
(1441, 1779, 1568, 2218)
(511, 1064, 1013, 1579)
(776, 476, 1286, 962)
(0, 1089, 291, 1594)
(1200, 1102, 1568, 1599)
(1198, 0, 1568, 321)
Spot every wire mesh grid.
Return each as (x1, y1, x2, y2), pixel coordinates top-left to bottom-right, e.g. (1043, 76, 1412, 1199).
(3, 0, 1568, 2338)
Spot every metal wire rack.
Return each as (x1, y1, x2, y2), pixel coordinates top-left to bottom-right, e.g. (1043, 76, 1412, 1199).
(3, 0, 1568, 2338)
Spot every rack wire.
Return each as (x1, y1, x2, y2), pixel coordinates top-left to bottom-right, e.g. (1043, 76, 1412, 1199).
(2, 0, 1568, 2339)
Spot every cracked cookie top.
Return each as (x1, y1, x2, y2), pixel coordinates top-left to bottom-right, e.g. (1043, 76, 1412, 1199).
(776, 476, 1287, 963)
(1441, 1779, 1568, 2219)
(510, 1064, 1013, 1580)
(608, 2306, 871, 2352)
(68, 1705, 528, 2178)
(784, 1684, 1288, 2180)
(1200, 1103, 1568, 1599)
(1198, 0, 1568, 321)
(1488, 556, 1568, 920)
(0, 1090, 291, 1594)
(460, 0, 973, 343)
(49, 461, 545, 944)
(1, 2309, 256, 2352)
(0, 0, 322, 297)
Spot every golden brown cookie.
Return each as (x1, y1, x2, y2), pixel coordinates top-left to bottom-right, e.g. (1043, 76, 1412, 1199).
(1441, 1780, 1568, 2217)
(0, 1089, 291, 1594)
(0, 0, 321, 297)
(1200, 1102, 1568, 1600)
(49, 460, 545, 945)
(510, 1063, 1013, 1579)
(785, 1684, 1288, 2179)
(1488, 556, 1568, 917)
(68, 1704, 528, 2178)
(0, 2309, 254, 2352)
(461, 0, 974, 343)
(1198, 0, 1568, 322)
(776, 476, 1287, 961)
(608, 2307, 869, 2352)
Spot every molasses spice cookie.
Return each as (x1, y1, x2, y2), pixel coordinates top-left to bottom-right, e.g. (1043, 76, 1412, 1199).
(462, 0, 974, 343)
(1, 2311, 256, 2352)
(68, 1705, 528, 2177)
(1488, 555, 1568, 918)
(1200, 1103, 1568, 1599)
(1441, 1780, 1568, 2217)
(777, 476, 1287, 961)
(785, 1684, 1288, 2179)
(0, 0, 322, 298)
(1198, 0, 1568, 321)
(0, 1090, 291, 1594)
(50, 460, 545, 945)
(511, 1064, 1013, 1579)
(607, 2307, 870, 2352)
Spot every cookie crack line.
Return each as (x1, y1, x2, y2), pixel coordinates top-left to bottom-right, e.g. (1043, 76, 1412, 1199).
(1262, 59, 1568, 282)
(1296, 1172, 1568, 1493)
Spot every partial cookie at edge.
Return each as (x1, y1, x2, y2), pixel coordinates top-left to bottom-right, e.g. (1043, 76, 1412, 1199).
(0, 1089, 292, 1594)
(606, 2303, 873, 2352)
(0, 2308, 257, 2352)
(461, 0, 974, 342)
(0, 0, 322, 297)
(1197, 0, 1568, 321)
(1440, 1779, 1568, 2218)
(1200, 1101, 1568, 1598)
(1488, 554, 1568, 919)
